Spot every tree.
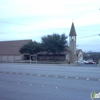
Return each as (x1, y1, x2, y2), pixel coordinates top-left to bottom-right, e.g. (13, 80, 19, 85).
(19, 41, 42, 55)
(41, 33, 68, 61)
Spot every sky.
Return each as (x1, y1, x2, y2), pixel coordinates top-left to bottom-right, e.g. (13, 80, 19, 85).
(0, 0, 100, 52)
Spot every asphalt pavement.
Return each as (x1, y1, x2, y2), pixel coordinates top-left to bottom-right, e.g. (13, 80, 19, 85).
(0, 63, 100, 100)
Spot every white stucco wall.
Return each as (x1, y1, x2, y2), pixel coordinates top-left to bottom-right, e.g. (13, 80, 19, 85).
(78, 52, 83, 61)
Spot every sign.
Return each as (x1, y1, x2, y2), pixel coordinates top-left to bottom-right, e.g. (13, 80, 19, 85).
(91, 92, 100, 100)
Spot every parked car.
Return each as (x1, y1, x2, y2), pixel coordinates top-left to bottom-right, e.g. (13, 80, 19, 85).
(75, 60, 86, 64)
(85, 60, 95, 64)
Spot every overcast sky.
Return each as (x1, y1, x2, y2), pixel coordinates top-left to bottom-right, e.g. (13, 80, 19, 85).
(0, 0, 100, 52)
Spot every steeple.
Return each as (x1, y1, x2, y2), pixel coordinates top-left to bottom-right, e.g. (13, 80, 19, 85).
(69, 22, 77, 36)
(69, 22, 77, 63)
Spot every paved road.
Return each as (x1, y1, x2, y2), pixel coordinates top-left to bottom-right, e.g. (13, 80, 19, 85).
(0, 63, 100, 100)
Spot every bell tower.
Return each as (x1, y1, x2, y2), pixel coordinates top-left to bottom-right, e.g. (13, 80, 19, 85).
(69, 22, 77, 63)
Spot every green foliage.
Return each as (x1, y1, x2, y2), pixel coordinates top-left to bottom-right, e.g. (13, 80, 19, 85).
(41, 33, 68, 54)
(19, 41, 42, 55)
(19, 33, 68, 61)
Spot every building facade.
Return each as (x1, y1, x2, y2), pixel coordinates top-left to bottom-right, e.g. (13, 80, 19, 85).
(0, 40, 32, 62)
(0, 22, 83, 63)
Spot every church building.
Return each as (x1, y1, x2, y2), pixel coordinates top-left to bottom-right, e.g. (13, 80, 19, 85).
(0, 22, 83, 63)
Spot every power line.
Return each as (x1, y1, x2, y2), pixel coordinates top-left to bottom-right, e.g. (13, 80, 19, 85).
(0, 21, 100, 32)
(77, 34, 100, 39)
(0, 21, 33, 26)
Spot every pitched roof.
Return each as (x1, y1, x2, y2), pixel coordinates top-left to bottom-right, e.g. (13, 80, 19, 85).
(76, 49, 83, 55)
(0, 39, 32, 55)
(69, 22, 77, 36)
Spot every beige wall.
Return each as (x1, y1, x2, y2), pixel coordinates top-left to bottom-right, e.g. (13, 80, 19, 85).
(0, 55, 1, 61)
(14, 55, 22, 61)
(0, 55, 23, 62)
(8, 55, 14, 61)
(1, 55, 8, 61)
